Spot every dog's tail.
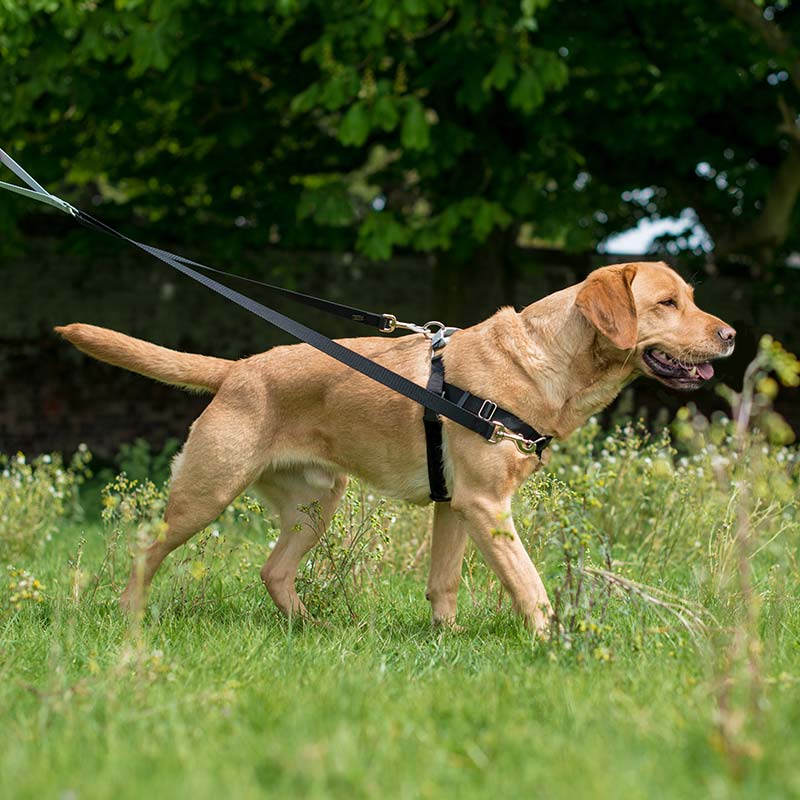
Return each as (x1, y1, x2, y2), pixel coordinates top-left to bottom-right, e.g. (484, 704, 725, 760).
(54, 323, 234, 393)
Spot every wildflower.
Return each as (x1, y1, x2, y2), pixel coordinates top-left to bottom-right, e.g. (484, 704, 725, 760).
(593, 646, 612, 662)
(6, 566, 46, 611)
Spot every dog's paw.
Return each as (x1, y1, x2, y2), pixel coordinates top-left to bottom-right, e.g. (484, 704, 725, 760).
(432, 618, 465, 633)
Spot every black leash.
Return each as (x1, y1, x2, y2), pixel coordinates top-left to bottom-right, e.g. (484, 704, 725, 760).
(73, 210, 404, 331)
(163, 263, 395, 331)
(0, 149, 414, 336)
(0, 147, 552, 488)
(72, 206, 501, 437)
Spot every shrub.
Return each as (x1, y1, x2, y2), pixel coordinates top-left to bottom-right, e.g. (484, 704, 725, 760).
(0, 447, 91, 560)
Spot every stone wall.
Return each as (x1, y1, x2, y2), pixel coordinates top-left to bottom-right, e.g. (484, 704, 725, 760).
(2, 239, 797, 457)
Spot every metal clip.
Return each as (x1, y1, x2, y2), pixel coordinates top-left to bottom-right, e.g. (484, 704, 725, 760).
(380, 313, 398, 332)
(422, 320, 445, 335)
(52, 195, 80, 217)
(380, 315, 448, 338)
(488, 422, 547, 455)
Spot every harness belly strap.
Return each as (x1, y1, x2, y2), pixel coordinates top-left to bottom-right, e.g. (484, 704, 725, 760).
(423, 338, 553, 503)
(423, 354, 451, 502)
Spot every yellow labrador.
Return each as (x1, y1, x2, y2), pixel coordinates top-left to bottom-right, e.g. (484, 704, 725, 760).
(57, 261, 735, 632)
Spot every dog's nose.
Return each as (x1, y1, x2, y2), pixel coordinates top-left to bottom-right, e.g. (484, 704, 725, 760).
(717, 326, 736, 342)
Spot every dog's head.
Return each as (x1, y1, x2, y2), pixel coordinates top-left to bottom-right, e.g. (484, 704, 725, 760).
(575, 262, 735, 390)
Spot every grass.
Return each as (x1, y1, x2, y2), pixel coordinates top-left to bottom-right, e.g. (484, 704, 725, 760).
(2, 341, 800, 798)
(2, 524, 799, 800)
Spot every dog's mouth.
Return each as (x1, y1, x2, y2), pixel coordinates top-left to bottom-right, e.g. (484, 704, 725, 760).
(641, 348, 716, 390)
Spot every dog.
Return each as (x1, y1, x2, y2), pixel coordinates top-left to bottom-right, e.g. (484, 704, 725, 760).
(56, 260, 735, 632)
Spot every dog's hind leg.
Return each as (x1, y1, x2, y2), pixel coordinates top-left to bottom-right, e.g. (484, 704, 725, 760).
(119, 388, 269, 614)
(426, 503, 468, 627)
(256, 466, 348, 619)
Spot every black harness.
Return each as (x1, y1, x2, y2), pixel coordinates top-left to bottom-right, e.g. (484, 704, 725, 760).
(0, 147, 553, 496)
(422, 327, 552, 502)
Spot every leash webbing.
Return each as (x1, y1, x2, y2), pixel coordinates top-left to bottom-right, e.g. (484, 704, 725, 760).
(0, 150, 393, 331)
(0, 149, 78, 214)
(0, 147, 503, 443)
(78, 214, 393, 329)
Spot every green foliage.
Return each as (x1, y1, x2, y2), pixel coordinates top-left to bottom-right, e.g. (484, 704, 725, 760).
(5, 0, 800, 275)
(0, 447, 91, 560)
(4, 0, 800, 277)
(99, 471, 274, 613)
(0, 0, 569, 266)
(716, 334, 800, 445)
(1, 410, 800, 795)
(113, 437, 181, 486)
(296, 487, 392, 620)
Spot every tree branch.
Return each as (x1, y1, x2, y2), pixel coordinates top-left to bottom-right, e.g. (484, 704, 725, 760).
(777, 93, 800, 143)
(406, 9, 455, 42)
(718, 0, 800, 92)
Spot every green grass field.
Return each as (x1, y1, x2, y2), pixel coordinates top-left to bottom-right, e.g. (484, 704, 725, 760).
(2, 401, 800, 799)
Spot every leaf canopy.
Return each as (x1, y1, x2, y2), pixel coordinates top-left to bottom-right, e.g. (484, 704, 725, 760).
(1, 0, 799, 274)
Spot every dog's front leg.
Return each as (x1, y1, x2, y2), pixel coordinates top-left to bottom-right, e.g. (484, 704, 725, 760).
(426, 502, 468, 627)
(452, 495, 552, 634)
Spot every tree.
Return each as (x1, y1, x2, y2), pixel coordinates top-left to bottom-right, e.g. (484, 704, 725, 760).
(0, 0, 569, 324)
(535, 0, 800, 278)
(1, 0, 799, 324)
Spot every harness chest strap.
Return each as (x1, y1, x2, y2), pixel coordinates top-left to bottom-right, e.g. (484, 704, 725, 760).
(423, 329, 553, 502)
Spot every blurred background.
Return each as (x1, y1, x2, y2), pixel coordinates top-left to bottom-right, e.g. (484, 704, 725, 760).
(1, 0, 798, 461)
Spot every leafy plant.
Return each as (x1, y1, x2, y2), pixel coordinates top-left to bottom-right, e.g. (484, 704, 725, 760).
(4, 0, 800, 319)
(0, 447, 91, 559)
(296, 485, 391, 620)
(115, 437, 181, 486)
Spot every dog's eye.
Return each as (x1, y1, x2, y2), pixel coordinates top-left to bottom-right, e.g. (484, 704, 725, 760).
(658, 298, 677, 308)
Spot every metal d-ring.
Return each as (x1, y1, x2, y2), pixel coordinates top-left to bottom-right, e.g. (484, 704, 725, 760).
(422, 320, 445, 337)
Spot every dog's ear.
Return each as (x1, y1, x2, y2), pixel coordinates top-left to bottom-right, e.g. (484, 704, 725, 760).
(575, 264, 638, 350)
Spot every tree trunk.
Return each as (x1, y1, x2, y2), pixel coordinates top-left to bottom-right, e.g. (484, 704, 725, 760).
(721, 146, 800, 272)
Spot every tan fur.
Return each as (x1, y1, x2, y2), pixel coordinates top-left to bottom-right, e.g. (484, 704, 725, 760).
(56, 261, 735, 632)
(55, 323, 232, 392)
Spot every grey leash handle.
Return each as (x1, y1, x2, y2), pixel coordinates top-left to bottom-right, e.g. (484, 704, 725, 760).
(0, 148, 78, 216)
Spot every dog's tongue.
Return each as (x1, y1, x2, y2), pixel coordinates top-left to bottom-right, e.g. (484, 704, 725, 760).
(697, 362, 714, 380)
